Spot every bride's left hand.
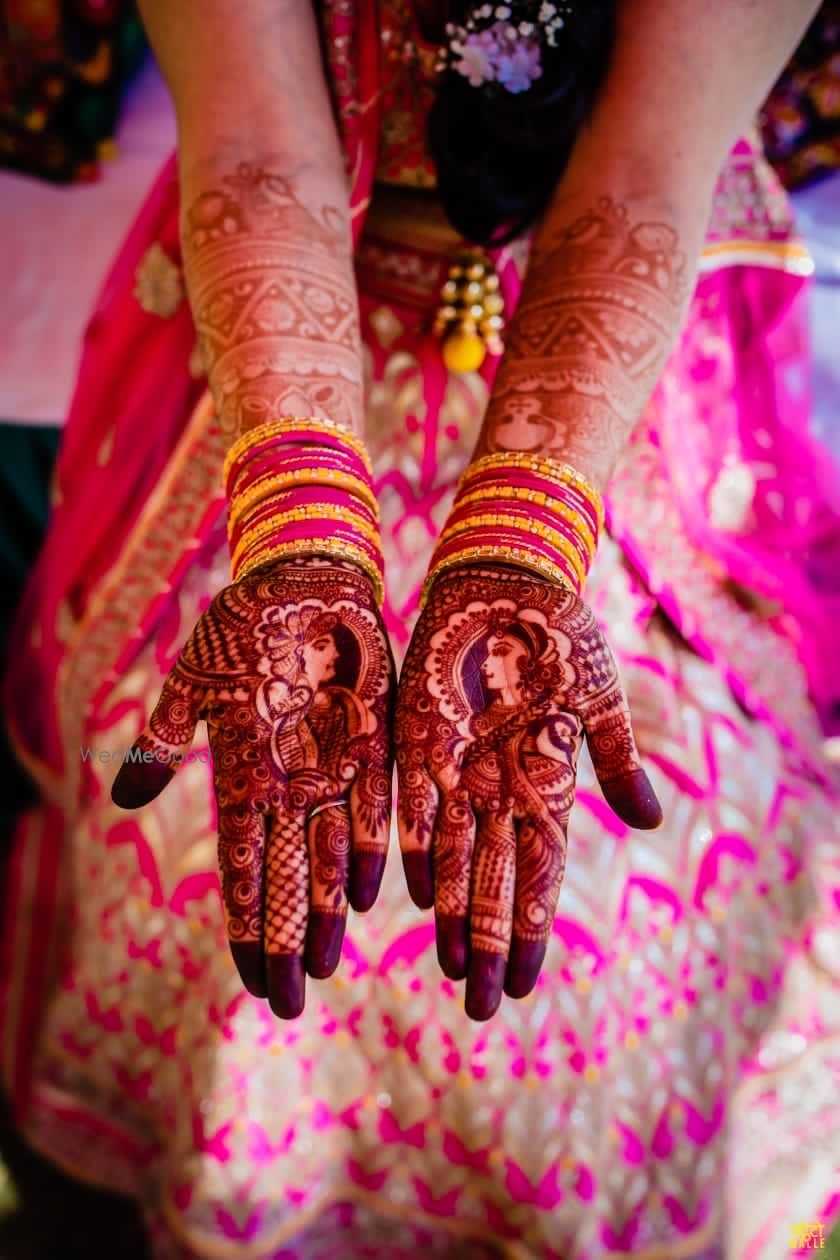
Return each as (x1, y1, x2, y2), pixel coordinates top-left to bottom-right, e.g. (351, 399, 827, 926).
(395, 564, 662, 1021)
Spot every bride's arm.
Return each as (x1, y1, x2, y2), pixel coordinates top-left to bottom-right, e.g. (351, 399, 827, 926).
(475, 0, 820, 489)
(137, 0, 363, 439)
(114, 5, 392, 1019)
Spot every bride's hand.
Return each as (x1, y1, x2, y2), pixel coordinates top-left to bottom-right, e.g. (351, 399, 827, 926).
(395, 565, 661, 1021)
(112, 558, 394, 1018)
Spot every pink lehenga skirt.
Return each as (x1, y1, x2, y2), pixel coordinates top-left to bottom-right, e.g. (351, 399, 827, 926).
(2, 143, 839, 1260)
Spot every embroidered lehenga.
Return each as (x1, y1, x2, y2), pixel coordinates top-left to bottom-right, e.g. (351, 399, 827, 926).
(2, 3, 840, 1257)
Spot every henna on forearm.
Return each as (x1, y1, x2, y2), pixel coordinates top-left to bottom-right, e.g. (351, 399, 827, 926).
(476, 196, 691, 490)
(180, 161, 364, 440)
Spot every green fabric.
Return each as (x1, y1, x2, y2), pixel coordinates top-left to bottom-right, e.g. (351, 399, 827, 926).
(0, 421, 61, 829)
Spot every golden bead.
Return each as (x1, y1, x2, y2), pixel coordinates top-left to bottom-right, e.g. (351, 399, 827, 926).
(465, 281, 484, 301)
(443, 331, 486, 374)
(441, 280, 458, 301)
(484, 293, 504, 315)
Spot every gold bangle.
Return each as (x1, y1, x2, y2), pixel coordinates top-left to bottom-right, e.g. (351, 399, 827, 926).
(230, 491, 379, 546)
(451, 485, 598, 553)
(438, 513, 589, 586)
(229, 469, 379, 530)
(235, 538, 385, 606)
(231, 504, 381, 572)
(223, 417, 372, 488)
(421, 545, 575, 610)
(458, 452, 604, 530)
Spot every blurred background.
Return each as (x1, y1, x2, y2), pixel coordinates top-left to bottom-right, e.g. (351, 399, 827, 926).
(1, 2, 839, 1256)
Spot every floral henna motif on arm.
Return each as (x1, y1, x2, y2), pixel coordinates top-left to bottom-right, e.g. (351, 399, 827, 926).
(181, 163, 364, 438)
(477, 197, 690, 488)
(396, 565, 661, 1021)
(112, 559, 394, 1018)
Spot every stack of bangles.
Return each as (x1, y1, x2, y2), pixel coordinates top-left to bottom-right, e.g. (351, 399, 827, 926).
(421, 451, 605, 608)
(224, 417, 385, 606)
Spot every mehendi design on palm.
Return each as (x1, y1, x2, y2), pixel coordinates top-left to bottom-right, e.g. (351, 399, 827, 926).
(112, 560, 394, 1018)
(396, 566, 661, 1021)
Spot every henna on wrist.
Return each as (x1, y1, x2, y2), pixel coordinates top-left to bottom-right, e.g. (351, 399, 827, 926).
(396, 565, 661, 1021)
(477, 197, 690, 488)
(181, 163, 364, 439)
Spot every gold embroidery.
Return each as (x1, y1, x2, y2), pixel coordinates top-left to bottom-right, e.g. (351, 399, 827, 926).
(133, 243, 185, 319)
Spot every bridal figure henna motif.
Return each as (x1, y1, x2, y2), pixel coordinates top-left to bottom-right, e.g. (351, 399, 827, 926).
(181, 163, 364, 438)
(112, 560, 394, 1018)
(396, 566, 662, 1021)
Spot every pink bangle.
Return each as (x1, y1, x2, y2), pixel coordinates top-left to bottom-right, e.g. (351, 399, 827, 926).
(441, 500, 593, 572)
(228, 445, 374, 500)
(429, 525, 581, 592)
(229, 487, 380, 551)
(225, 422, 373, 497)
(236, 522, 384, 584)
(452, 469, 601, 542)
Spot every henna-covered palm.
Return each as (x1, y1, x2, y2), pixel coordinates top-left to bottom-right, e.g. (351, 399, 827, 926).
(112, 559, 394, 1018)
(395, 566, 662, 1021)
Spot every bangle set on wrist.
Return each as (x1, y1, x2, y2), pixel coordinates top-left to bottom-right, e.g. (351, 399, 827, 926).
(420, 453, 604, 609)
(224, 417, 385, 605)
(224, 419, 604, 613)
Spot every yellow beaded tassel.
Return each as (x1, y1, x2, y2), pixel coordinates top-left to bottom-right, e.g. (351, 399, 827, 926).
(434, 250, 504, 373)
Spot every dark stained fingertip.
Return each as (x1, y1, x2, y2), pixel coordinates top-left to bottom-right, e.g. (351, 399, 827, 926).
(465, 951, 507, 1022)
(401, 849, 435, 910)
(602, 768, 664, 830)
(305, 911, 346, 979)
(348, 851, 387, 913)
(266, 953, 306, 1019)
(111, 760, 174, 810)
(504, 938, 546, 999)
(230, 940, 267, 999)
(436, 915, 469, 980)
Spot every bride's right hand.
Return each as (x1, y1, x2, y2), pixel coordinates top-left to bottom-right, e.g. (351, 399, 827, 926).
(112, 557, 395, 1018)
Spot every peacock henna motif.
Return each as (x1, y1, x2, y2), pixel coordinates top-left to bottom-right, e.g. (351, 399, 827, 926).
(395, 565, 662, 1021)
(112, 558, 394, 1018)
(476, 197, 690, 489)
(181, 163, 364, 438)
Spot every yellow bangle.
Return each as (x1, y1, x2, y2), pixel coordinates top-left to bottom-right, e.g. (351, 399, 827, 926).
(235, 538, 385, 606)
(451, 485, 598, 554)
(421, 545, 574, 610)
(223, 417, 372, 488)
(228, 469, 380, 532)
(458, 452, 604, 530)
(231, 503, 381, 573)
(438, 512, 589, 587)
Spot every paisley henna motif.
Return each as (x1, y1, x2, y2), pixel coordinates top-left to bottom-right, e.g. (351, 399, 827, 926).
(112, 558, 395, 1018)
(395, 565, 662, 1021)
